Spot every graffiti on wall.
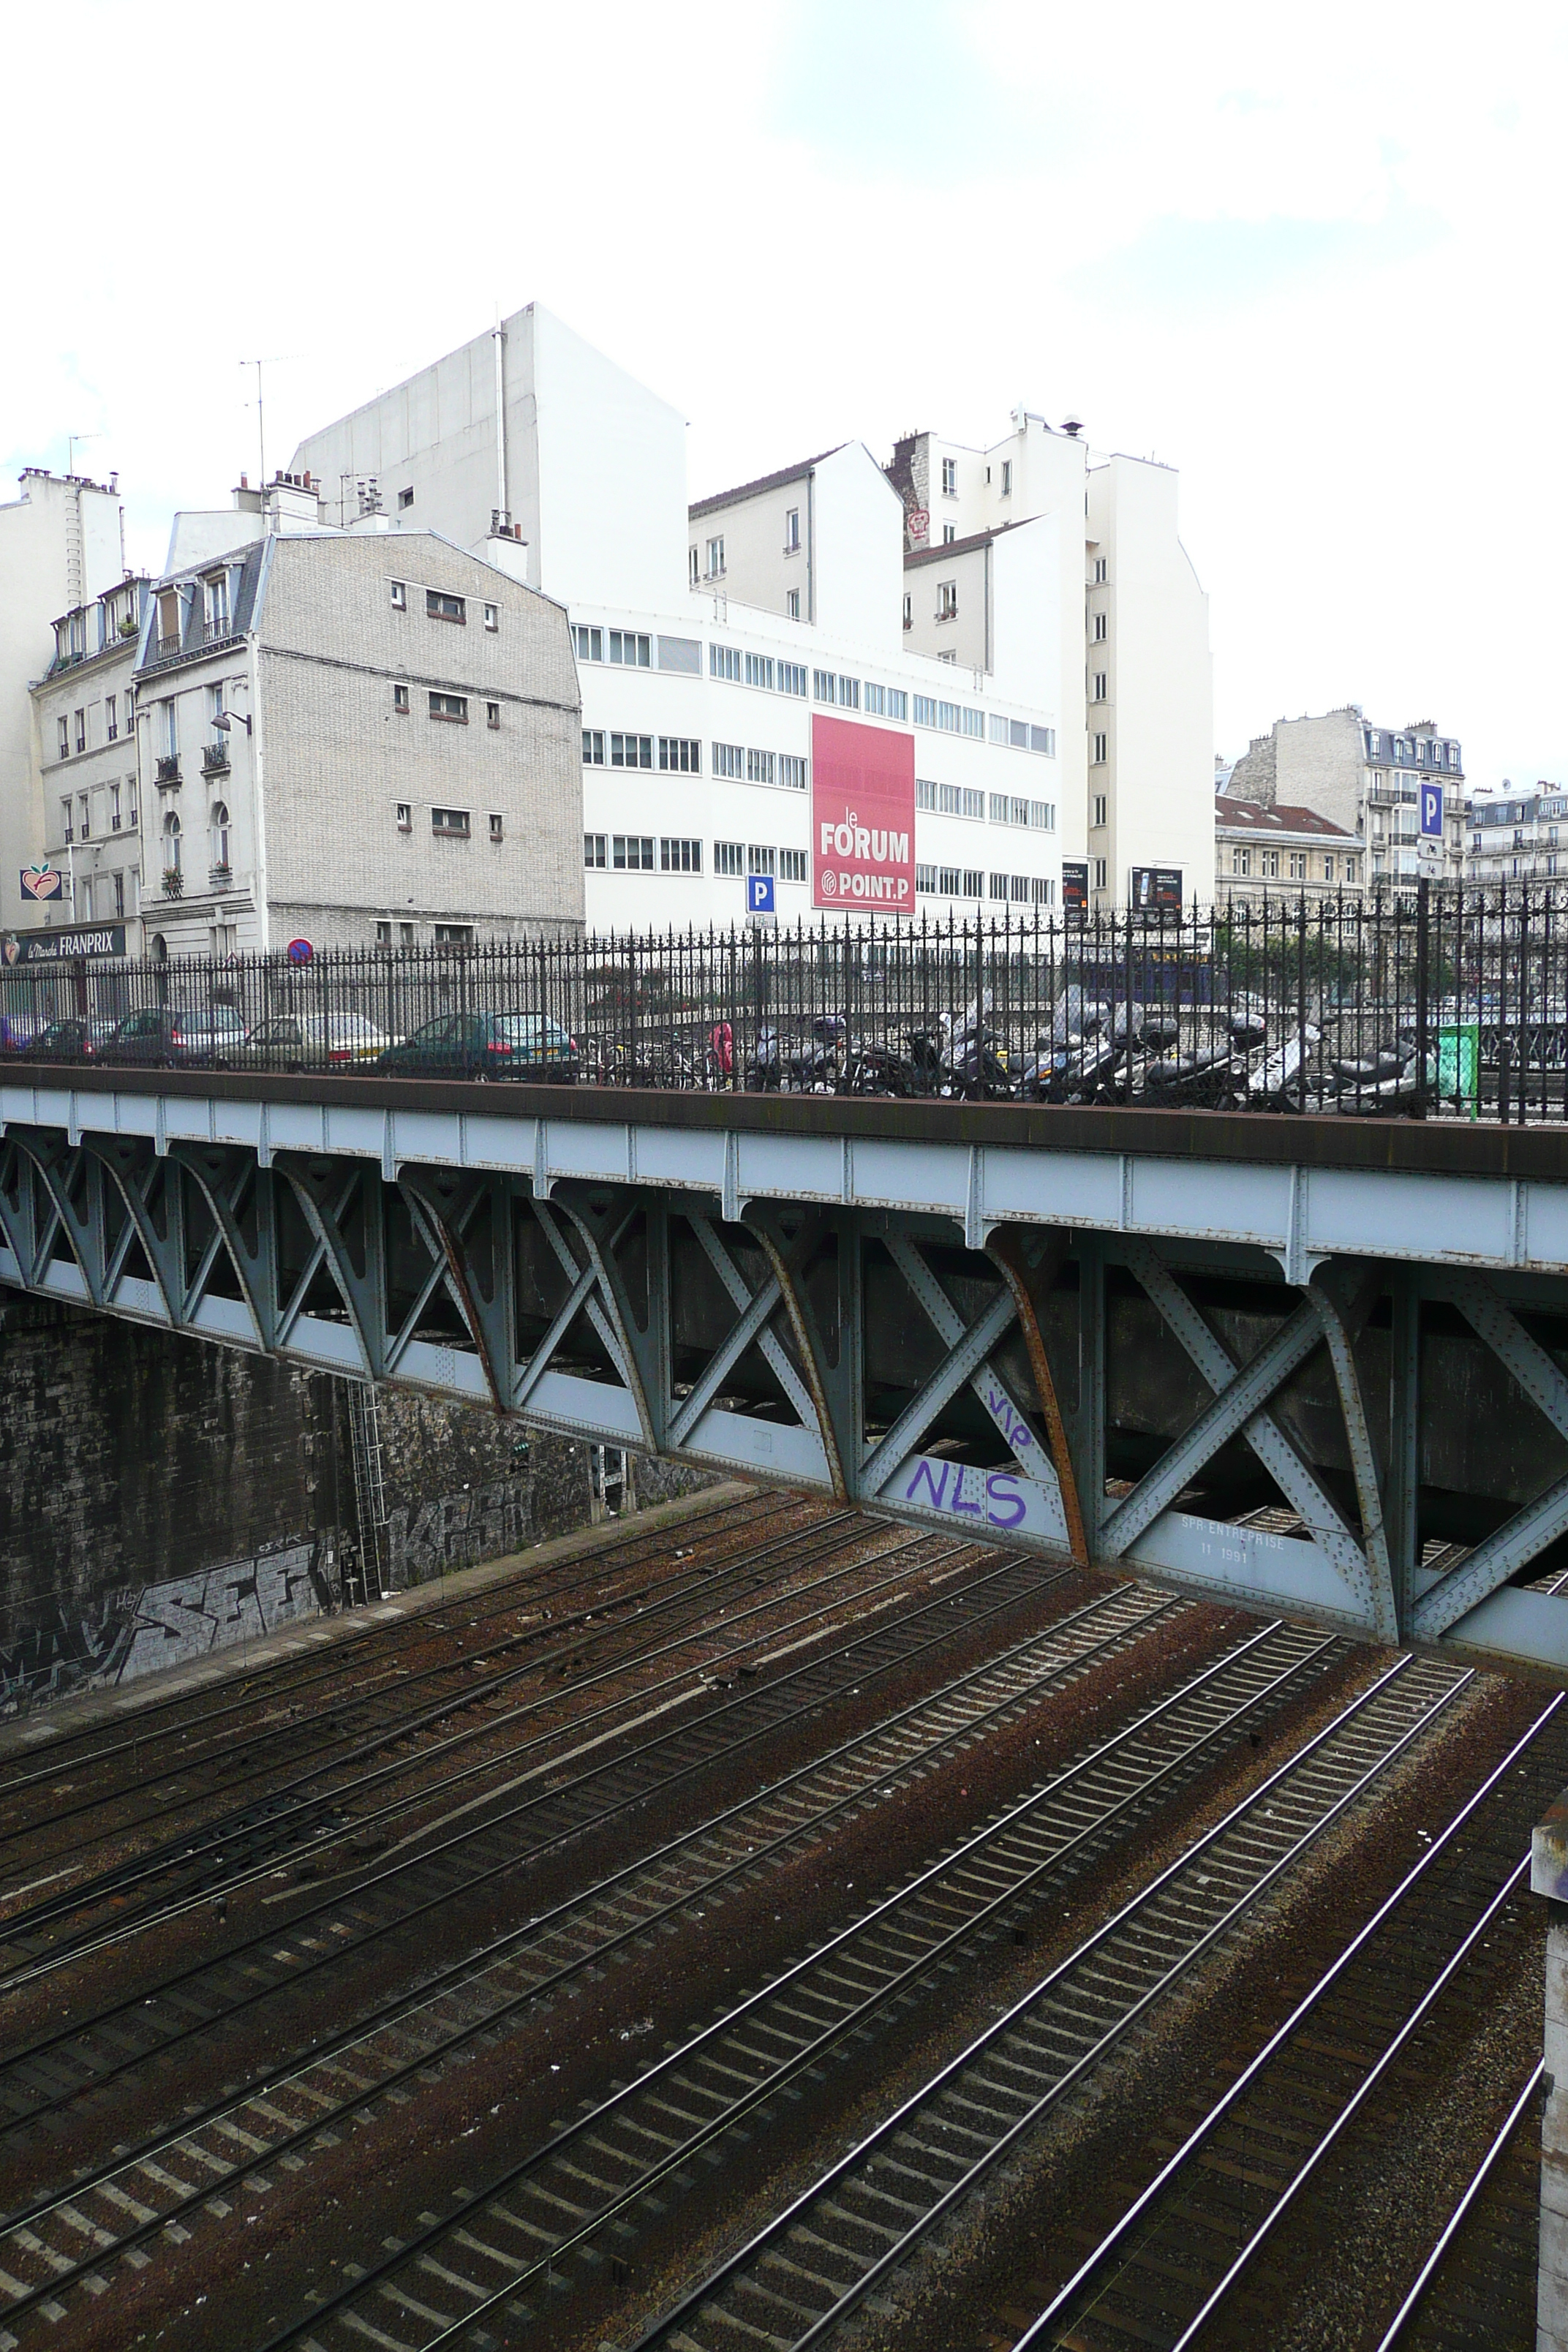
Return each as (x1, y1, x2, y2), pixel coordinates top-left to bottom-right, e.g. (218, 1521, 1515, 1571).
(0, 1537, 332, 1716)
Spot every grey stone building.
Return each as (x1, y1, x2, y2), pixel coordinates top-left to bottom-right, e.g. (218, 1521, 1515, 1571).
(118, 511, 582, 959)
(1226, 706, 1464, 892)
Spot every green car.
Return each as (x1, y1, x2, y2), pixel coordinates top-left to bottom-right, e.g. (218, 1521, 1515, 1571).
(376, 1011, 579, 1082)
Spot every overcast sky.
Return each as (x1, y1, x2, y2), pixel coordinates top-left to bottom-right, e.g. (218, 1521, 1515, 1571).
(4, 0, 1563, 790)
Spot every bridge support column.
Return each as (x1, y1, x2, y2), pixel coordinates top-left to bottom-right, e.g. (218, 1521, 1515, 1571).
(1534, 1790, 1568, 2350)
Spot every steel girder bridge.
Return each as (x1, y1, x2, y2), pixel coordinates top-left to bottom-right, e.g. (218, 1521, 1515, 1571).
(6, 1068, 1568, 1681)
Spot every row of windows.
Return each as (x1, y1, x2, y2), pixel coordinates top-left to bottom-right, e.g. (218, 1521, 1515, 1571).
(56, 692, 132, 759)
(1227, 848, 1360, 883)
(391, 687, 505, 728)
(709, 646, 810, 697)
(1365, 728, 1460, 769)
(57, 775, 140, 843)
(913, 780, 1056, 830)
(388, 802, 508, 843)
(575, 626, 650, 668)
(582, 731, 807, 788)
(389, 581, 500, 630)
(914, 864, 1055, 905)
(584, 835, 808, 882)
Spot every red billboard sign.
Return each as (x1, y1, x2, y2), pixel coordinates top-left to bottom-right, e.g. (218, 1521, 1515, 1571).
(811, 715, 916, 916)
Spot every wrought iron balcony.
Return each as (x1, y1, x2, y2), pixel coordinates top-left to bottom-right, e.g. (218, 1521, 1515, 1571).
(201, 741, 230, 773)
(161, 868, 183, 900)
(156, 755, 181, 785)
(208, 864, 233, 890)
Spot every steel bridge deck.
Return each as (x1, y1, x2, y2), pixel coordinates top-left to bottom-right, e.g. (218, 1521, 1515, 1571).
(4, 1066, 1568, 1681)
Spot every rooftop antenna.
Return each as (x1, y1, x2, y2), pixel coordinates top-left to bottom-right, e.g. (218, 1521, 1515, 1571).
(65, 431, 102, 477)
(239, 356, 297, 497)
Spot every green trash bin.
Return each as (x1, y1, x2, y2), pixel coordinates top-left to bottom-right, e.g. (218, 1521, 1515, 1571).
(1436, 1022, 1480, 1117)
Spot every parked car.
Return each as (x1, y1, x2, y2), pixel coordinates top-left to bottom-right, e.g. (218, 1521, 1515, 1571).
(235, 1012, 394, 1071)
(20, 1017, 110, 1062)
(0, 1012, 46, 1053)
(376, 1011, 579, 1082)
(101, 1004, 250, 1067)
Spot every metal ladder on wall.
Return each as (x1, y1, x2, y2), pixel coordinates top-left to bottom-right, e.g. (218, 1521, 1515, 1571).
(345, 1380, 391, 1602)
(589, 1444, 633, 1522)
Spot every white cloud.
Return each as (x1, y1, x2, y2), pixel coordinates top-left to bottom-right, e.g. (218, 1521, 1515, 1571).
(3, 0, 1564, 785)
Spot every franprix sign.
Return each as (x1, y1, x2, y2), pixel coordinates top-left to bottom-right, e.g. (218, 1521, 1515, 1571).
(810, 715, 916, 915)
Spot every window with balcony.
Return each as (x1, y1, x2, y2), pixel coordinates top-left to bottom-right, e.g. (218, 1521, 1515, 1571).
(56, 718, 68, 761)
(74, 709, 86, 753)
(106, 694, 118, 742)
(78, 792, 89, 840)
(205, 575, 229, 636)
(110, 781, 121, 832)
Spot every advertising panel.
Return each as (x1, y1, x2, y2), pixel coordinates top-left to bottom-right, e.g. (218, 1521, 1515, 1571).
(4, 924, 127, 965)
(810, 715, 916, 916)
(1061, 860, 1090, 916)
(1131, 867, 1183, 913)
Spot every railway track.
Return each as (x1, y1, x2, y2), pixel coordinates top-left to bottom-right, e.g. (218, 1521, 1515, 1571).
(533, 1653, 1477, 2352)
(0, 1572, 1205, 2334)
(0, 1486, 771, 1813)
(0, 1496, 842, 1929)
(1374, 2064, 1542, 2351)
(0, 1512, 960, 1972)
(0, 1539, 1120, 2163)
(144, 1615, 1384, 2352)
(1011, 1699, 1561, 2352)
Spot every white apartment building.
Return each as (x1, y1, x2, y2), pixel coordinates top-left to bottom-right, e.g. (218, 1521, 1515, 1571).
(1226, 708, 1466, 889)
(0, 469, 127, 932)
(26, 491, 584, 960)
(1468, 786, 1568, 883)
(292, 308, 1071, 930)
(30, 575, 149, 945)
(887, 422, 1213, 911)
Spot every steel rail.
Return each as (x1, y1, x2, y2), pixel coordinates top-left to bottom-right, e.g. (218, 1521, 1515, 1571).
(0, 1539, 1070, 2152)
(1166, 1859, 1531, 2351)
(241, 1619, 1341, 2352)
(0, 1517, 934, 1975)
(1373, 2061, 1544, 2351)
(0, 1488, 768, 1798)
(0, 1576, 1186, 2322)
(612, 1653, 1467, 2352)
(0, 1499, 839, 1885)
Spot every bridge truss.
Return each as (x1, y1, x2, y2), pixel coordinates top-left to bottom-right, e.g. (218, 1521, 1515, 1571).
(4, 1072, 1568, 1680)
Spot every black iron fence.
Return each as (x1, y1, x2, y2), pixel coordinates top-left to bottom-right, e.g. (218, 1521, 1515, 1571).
(5, 884, 1568, 1120)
